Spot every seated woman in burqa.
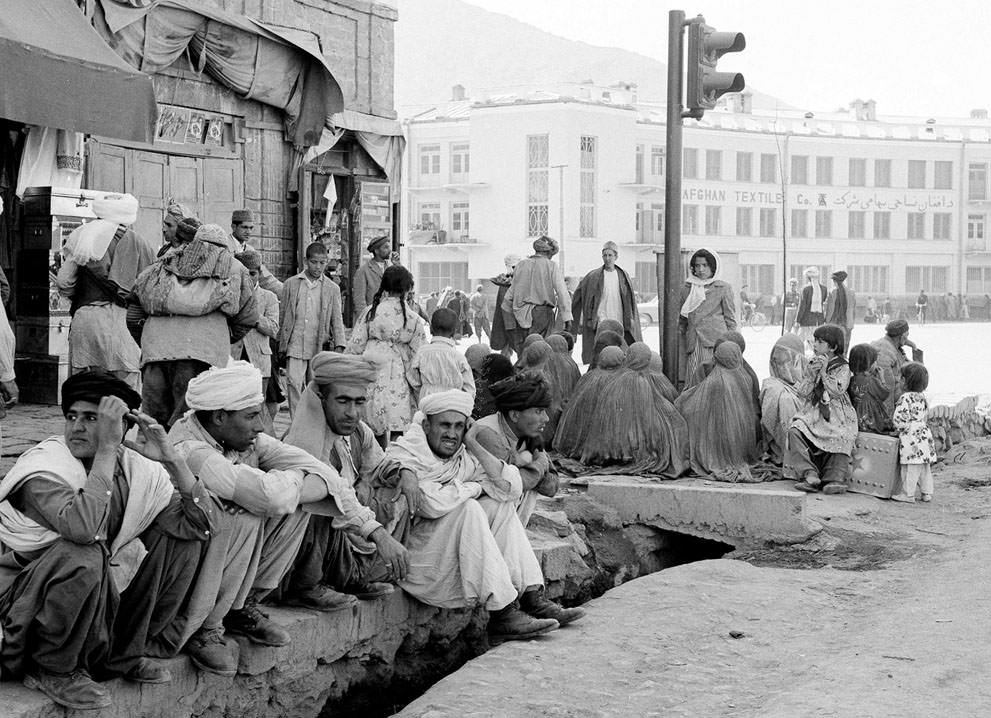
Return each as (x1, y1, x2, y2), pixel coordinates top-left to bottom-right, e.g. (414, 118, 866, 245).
(675, 341, 760, 482)
(759, 334, 807, 476)
(574, 342, 689, 476)
(648, 350, 679, 402)
(554, 345, 626, 460)
(515, 340, 563, 446)
(545, 333, 581, 398)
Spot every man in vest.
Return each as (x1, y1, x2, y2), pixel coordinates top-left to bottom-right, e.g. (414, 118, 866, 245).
(352, 234, 391, 321)
(282, 352, 411, 603)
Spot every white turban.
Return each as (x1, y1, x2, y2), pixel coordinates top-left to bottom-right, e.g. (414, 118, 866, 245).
(63, 193, 140, 263)
(418, 389, 474, 418)
(185, 361, 264, 412)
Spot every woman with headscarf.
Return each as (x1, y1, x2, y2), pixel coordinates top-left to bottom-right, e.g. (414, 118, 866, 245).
(678, 248, 737, 389)
(796, 267, 827, 349)
(473, 353, 515, 420)
(675, 342, 760, 482)
(589, 329, 625, 369)
(545, 334, 581, 398)
(347, 265, 427, 446)
(759, 334, 807, 473)
(514, 341, 562, 446)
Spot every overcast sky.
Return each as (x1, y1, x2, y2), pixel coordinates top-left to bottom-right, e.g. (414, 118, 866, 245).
(445, 0, 990, 119)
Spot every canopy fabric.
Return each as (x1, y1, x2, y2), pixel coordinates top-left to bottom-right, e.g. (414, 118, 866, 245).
(96, 0, 343, 148)
(0, 0, 157, 143)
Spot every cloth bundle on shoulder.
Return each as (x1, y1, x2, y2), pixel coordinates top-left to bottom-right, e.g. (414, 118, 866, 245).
(133, 224, 244, 317)
(675, 342, 760, 482)
(575, 343, 688, 477)
(553, 345, 626, 459)
(62, 193, 139, 263)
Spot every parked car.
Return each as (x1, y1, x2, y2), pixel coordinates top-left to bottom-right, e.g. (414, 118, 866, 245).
(637, 294, 660, 326)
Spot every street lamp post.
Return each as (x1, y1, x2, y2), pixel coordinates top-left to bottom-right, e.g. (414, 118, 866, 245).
(551, 163, 567, 270)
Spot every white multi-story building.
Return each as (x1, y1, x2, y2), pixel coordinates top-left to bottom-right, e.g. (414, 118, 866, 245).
(402, 84, 991, 310)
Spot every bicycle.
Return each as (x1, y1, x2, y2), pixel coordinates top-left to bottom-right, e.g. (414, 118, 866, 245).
(741, 308, 768, 331)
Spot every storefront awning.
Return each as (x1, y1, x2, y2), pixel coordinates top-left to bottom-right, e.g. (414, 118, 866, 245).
(0, 0, 157, 142)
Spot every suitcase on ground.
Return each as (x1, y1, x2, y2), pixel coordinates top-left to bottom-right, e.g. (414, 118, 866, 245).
(848, 432, 900, 499)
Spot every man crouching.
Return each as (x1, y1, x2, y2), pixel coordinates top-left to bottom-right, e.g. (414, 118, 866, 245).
(385, 389, 565, 640)
(0, 371, 216, 710)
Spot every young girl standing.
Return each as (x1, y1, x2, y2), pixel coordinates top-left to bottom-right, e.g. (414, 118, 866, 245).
(890, 362, 936, 503)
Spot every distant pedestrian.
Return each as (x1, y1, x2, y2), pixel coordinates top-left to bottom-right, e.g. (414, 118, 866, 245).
(232, 250, 280, 435)
(570, 240, 642, 365)
(504, 236, 573, 339)
(890, 362, 936, 503)
(824, 270, 856, 350)
(916, 290, 928, 324)
(796, 267, 826, 348)
(352, 234, 392, 321)
(490, 254, 521, 357)
(783, 278, 800, 332)
(469, 285, 491, 342)
(446, 289, 472, 338)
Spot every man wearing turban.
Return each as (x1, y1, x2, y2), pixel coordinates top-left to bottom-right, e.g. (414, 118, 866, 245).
(467, 374, 584, 627)
(381, 389, 561, 640)
(56, 193, 158, 388)
(570, 240, 642, 365)
(504, 235, 573, 340)
(130, 223, 259, 428)
(0, 371, 217, 709)
(282, 352, 411, 606)
(871, 319, 919, 417)
(166, 361, 385, 675)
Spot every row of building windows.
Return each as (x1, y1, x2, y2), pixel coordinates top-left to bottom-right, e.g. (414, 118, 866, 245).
(681, 149, 962, 190)
(681, 205, 955, 241)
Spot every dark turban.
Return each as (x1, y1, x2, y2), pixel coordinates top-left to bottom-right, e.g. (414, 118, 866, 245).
(61, 370, 141, 417)
(532, 235, 559, 255)
(885, 318, 909, 337)
(831, 270, 848, 282)
(491, 374, 552, 412)
(481, 354, 514, 383)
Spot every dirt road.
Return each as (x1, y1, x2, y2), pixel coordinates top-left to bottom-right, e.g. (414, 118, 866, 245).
(398, 452, 991, 717)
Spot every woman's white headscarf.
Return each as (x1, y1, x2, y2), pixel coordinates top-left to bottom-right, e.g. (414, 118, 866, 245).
(680, 247, 723, 317)
(804, 266, 823, 313)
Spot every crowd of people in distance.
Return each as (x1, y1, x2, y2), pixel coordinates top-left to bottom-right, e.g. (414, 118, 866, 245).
(0, 190, 944, 711)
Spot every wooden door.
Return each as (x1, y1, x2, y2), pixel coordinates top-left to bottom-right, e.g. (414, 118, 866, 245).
(202, 157, 243, 228)
(131, 150, 168, 247)
(168, 156, 202, 219)
(87, 142, 127, 193)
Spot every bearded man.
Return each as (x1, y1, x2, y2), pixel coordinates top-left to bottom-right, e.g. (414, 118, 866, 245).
(384, 390, 565, 640)
(0, 371, 216, 710)
(166, 361, 387, 676)
(283, 352, 411, 603)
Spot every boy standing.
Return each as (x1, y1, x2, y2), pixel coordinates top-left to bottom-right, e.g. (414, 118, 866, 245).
(278, 243, 346, 416)
(408, 307, 475, 401)
(232, 250, 280, 434)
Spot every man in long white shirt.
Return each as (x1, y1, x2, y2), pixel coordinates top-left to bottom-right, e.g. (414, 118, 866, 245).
(382, 390, 562, 640)
(166, 361, 387, 675)
(570, 241, 642, 365)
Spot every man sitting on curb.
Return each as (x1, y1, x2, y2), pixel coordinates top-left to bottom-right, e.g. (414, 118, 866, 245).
(382, 390, 563, 640)
(0, 372, 216, 710)
(282, 352, 410, 602)
(467, 374, 584, 627)
(165, 361, 387, 676)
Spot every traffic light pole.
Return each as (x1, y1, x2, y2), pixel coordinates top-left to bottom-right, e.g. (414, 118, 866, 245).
(661, 9, 686, 384)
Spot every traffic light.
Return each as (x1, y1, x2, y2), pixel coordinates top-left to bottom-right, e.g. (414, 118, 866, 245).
(686, 16, 746, 115)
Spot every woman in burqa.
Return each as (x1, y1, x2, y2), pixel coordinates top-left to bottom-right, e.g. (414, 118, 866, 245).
(759, 334, 807, 476)
(675, 341, 760, 482)
(545, 333, 581, 398)
(516, 340, 563, 446)
(579, 342, 688, 476)
(554, 345, 626, 459)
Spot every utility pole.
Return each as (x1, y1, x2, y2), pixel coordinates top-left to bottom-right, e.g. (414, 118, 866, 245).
(661, 12, 746, 384)
(661, 9, 686, 382)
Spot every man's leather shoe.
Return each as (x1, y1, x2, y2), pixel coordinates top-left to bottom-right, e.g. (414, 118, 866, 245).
(186, 626, 237, 676)
(24, 667, 112, 710)
(285, 583, 359, 612)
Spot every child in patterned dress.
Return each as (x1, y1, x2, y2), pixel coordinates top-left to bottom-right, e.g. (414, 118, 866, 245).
(890, 362, 936, 503)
